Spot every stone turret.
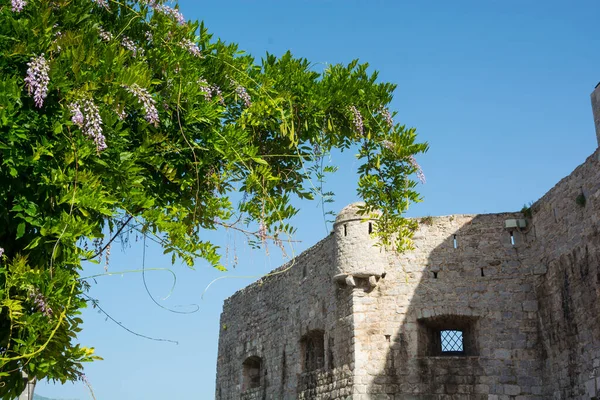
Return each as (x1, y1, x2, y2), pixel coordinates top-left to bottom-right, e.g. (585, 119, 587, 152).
(332, 202, 387, 287)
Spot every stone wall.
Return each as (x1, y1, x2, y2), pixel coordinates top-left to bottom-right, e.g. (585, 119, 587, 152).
(215, 236, 355, 400)
(529, 149, 600, 399)
(358, 213, 544, 399)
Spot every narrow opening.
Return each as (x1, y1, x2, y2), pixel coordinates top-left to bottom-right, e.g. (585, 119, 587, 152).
(510, 231, 515, 246)
(328, 336, 334, 370)
(480, 267, 485, 277)
(385, 334, 391, 342)
(301, 330, 325, 372)
(343, 224, 347, 236)
(433, 271, 438, 279)
(368, 222, 372, 234)
(453, 234, 457, 249)
(242, 356, 262, 390)
(302, 265, 307, 278)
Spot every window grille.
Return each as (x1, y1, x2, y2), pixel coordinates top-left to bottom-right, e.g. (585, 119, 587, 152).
(440, 330, 464, 353)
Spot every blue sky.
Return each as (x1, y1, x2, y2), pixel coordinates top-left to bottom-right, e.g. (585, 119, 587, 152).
(38, 1, 600, 399)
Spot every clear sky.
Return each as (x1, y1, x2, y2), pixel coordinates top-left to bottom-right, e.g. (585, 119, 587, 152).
(38, 0, 600, 399)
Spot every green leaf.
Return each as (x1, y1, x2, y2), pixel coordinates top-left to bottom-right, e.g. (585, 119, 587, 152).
(16, 223, 25, 239)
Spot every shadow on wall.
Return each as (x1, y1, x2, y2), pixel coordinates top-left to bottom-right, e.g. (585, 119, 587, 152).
(360, 213, 546, 399)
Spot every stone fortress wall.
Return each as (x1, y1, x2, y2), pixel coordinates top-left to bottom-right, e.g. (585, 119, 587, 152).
(215, 85, 600, 399)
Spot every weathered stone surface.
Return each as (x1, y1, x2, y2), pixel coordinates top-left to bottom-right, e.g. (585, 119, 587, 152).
(216, 97, 600, 399)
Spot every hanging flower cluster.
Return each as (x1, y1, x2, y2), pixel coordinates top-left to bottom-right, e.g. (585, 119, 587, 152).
(114, 104, 126, 120)
(0, 247, 4, 258)
(123, 84, 160, 126)
(258, 221, 267, 243)
(381, 139, 394, 151)
(12, 0, 27, 13)
(24, 54, 50, 108)
(197, 79, 225, 105)
(154, 4, 186, 25)
(141, 1, 186, 25)
(122, 36, 144, 57)
(408, 155, 426, 184)
(98, 26, 113, 42)
(232, 80, 251, 108)
(28, 288, 53, 318)
(349, 105, 364, 135)
(379, 107, 393, 128)
(92, 0, 109, 10)
(69, 102, 84, 125)
(69, 100, 107, 153)
(179, 38, 202, 57)
(197, 78, 212, 101)
(145, 31, 153, 42)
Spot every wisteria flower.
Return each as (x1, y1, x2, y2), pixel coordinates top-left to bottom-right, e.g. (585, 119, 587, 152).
(211, 84, 225, 105)
(98, 26, 113, 41)
(154, 4, 186, 25)
(379, 107, 393, 128)
(24, 54, 50, 108)
(82, 99, 107, 152)
(114, 104, 126, 120)
(123, 83, 159, 126)
(69, 100, 106, 152)
(198, 78, 212, 101)
(0, 247, 4, 258)
(232, 80, 251, 108)
(69, 102, 84, 126)
(408, 155, 426, 184)
(258, 221, 267, 243)
(145, 31, 153, 42)
(349, 105, 364, 135)
(11, 0, 26, 13)
(122, 36, 143, 57)
(179, 38, 202, 57)
(29, 287, 53, 318)
(92, 0, 109, 10)
(381, 140, 394, 151)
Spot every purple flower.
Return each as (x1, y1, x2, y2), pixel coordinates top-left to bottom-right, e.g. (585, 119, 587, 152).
(114, 104, 126, 120)
(11, 0, 26, 12)
(232, 80, 251, 108)
(28, 287, 53, 318)
(198, 78, 212, 101)
(349, 105, 364, 135)
(122, 36, 143, 57)
(145, 31, 153, 42)
(69, 102, 84, 126)
(381, 140, 394, 151)
(82, 99, 107, 152)
(92, 0, 109, 10)
(379, 107, 393, 128)
(408, 155, 426, 184)
(68, 99, 106, 152)
(210, 84, 225, 105)
(179, 38, 202, 57)
(0, 247, 4, 258)
(123, 84, 159, 126)
(258, 221, 267, 243)
(24, 54, 50, 108)
(154, 4, 186, 25)
(98, 26, 113, 42)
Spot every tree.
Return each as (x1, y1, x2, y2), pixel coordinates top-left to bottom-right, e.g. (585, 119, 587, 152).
(0, 0, 428, 397)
